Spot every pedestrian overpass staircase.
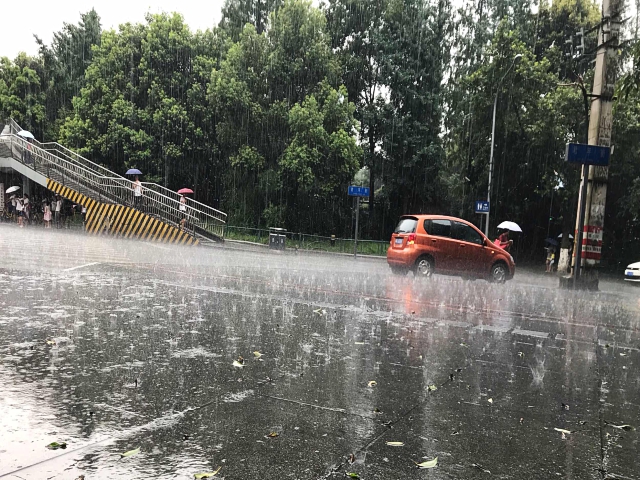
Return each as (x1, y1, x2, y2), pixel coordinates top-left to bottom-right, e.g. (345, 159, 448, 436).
(0, 119, 226, 245)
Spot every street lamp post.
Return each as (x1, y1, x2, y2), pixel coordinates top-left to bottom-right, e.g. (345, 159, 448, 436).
(485, 54, 523, 238)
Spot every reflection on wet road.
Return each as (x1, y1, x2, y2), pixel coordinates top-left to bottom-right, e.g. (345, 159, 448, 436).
(0, 226, 638, 479)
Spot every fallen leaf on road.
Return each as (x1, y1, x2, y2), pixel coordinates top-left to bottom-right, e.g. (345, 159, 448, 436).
(368, 380, 377, 387)
(349, 453, 356, 463)
(472, 463, 491, 474)
(346, 473, 360, 478)
(313, 308, 326, 315)
(253, 351, 263, 358)
(194, 467, 221, 479)
(385, 441, 404, 446)
(46, 441, 67, 450)
(232, 360, 245, 368)
(414, 457, 438, 469)
(121, 447, 140, 458)
(488, 398, 493, 404)
(428, 385, 437, 392)
(266, 432, 279, 438)
(46, 340, 56, 345)
(554, 428, 571, 435)
(606, 423, 634, 431)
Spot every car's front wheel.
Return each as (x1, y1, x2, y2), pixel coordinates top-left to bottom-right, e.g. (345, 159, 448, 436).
(490, 262, 508, 284)
(414, 256, 434, 278)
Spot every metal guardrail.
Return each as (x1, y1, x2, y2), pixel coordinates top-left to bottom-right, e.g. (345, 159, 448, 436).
(225, 225, 389, 256)
(3, 118, 227, 239)
(0, 133, 225, 238)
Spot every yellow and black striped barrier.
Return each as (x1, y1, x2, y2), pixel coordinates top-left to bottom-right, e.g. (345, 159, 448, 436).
(46, 179, 199, 246)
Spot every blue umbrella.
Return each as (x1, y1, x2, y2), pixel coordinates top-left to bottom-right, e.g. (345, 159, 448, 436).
(126, 168, 142, 175)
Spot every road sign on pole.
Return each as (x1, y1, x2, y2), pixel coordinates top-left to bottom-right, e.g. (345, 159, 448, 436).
(348, 185, 370, 197)
(565, 143, 611, 166)
(475, 200, 490, 214)
(347, 186, 369, 258)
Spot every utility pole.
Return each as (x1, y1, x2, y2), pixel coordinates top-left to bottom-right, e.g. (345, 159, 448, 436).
(571, 0, 623, 289)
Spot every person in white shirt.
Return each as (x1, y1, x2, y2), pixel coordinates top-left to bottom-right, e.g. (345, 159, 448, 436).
(22, 194, 30, 224)
(133, 175, 143, 210)
(54, 195, 62, 228)
(15, 196, 24, 227)
(179, 195, 187, 230)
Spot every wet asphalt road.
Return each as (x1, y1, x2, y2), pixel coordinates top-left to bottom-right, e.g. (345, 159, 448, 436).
(0, 225, 638, 480)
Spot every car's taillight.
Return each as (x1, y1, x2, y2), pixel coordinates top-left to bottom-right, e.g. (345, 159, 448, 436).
(407, 233, 416, 245)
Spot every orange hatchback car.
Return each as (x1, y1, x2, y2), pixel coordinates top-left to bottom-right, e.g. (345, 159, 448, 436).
(387, 215, 515, 282)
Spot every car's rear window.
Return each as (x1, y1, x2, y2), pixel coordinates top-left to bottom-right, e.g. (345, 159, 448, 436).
(394, 217, 418, 234)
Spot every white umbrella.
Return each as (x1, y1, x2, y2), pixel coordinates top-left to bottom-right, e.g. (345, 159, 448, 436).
(497, 221, 522, 233)
(17, 130, 35, 139)
(557, 233, 574, 239)
(6, 186, 20, 194)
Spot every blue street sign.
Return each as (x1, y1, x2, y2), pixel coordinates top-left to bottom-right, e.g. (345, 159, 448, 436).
(475, 200, 490, 214)
(565, 143, 611, 166)
(348, 185, 370, 197)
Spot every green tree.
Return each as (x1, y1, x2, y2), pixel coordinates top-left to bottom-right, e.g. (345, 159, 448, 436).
(36, 9, 102, 140)
(220, 0, 283, 39)
(0, 53, 46, 136)
(209, 0, 360, 232)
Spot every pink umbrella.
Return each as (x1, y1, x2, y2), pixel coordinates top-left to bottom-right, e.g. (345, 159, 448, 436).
(177, 188, 194, 195)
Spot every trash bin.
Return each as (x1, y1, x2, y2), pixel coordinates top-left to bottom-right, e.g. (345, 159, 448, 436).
(269, 227, 286, 250)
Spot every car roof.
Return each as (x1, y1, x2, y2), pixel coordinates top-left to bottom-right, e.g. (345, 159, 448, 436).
(399, 214, 485, 232)
(400, 214, 472, 222)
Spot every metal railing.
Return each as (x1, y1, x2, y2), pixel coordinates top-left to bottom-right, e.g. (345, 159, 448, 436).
(0, 133, 225, 239)
(2, 118, 227, 239)
(224, 225, 389, 256)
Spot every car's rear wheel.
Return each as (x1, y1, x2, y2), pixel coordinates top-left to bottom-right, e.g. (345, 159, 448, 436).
(490, 262, 508, 284)
(414, 256, 434, 278)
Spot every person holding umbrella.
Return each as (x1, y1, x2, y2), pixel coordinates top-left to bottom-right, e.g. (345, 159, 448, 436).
(495, 221, 521, 253)
(177, 188, 193, 230)
(6, 186, 20, 221)
(126, 169, 144, 210)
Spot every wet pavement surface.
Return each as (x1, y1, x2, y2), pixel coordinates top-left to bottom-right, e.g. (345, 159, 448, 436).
(0, 225, 639, 479)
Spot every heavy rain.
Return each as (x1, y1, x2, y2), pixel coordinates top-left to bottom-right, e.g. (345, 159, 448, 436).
(1, 0, 640, 479)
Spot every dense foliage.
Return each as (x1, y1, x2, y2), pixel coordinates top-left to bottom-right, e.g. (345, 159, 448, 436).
(1, 0, 639, 267)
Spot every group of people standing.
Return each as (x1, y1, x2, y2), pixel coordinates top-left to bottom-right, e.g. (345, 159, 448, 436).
(9, 193, 30, 227)
(6, 193, 77, 229)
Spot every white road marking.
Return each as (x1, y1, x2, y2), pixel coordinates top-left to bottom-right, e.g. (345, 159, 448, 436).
(63, 262, 100, 272)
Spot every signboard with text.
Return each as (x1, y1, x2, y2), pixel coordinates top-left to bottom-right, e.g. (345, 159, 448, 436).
(475, 200, 490, 214)
(565, 143, 611, 166)
(348, 186, 370, 197)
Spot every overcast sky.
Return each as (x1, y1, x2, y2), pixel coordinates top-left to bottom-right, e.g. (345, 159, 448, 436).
(1, 0, 227, 59)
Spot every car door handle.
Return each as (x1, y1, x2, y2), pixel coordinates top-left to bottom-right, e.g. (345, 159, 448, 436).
(431, 239, 437, 243)
(459, 244, 465, 247)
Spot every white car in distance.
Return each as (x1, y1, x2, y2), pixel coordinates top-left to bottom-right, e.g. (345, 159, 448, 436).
(624, 262, 640, 282)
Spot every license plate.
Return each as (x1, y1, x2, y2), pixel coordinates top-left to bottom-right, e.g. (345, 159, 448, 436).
(395, 238, 403, 245)
(626, 272, 634, 277)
